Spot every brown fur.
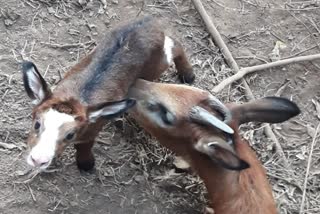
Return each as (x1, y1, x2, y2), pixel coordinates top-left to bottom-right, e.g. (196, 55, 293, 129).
(192, 120, 276, 214)
(24, 17, 194, 170)
(32, 97, 87, 121)
(29, 97, 88, 153)
(129, 79, 278, 214)
(62, 50, 96, 79)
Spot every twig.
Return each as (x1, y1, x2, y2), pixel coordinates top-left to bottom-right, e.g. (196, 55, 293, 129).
(212, 53, 320, 93)
(48, 200, 62, 212)
(288, 11, 320, 51)
(15, 169, 40, 184)
(264, 125, 289, 166)
(191, 0, 254, 99)
(192, 0, 239, 74)
(27, 184, 37, 202)
(0, 141, 18, 150)
(299, 122, 320, 214)
(286, 44, 318, 59)
(270, 30, 286, 43)
(136, 0, 145, 17)
(235, 55, 269, 64)
(4, 131, 10, 143)
(43, 64, 51, 77)
(191, 0, 289, 166)
(275, 80, 290, 97)
(40, 41, 95, 49)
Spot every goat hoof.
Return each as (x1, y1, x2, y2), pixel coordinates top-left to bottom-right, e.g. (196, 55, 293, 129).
(179, 72, 195, 84)
(77, 159, 95, 172)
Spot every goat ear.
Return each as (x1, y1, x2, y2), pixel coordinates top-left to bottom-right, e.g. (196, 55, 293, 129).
(21, 61, 51, 104)
(87, 99, 136, 123)
(194, 141, 249, 170)
(231, 97, 300, 125)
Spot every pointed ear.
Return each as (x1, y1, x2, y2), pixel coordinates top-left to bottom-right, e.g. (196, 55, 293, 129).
(231, 97, 301, 125)
(87, 99, 136, 123)
(21, 61, 51, 104)
(194, 140, 249, 170)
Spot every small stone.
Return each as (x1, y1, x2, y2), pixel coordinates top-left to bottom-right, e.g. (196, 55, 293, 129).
(98, 7, 105, 14)
(103, 168, 113, 177)
(288, 34, 294, 40)
(70, 201, 78, 207)
(204, 207, 214, 214)
(296, 153, 305, 160)
(134, 175, 144, 183)
(113, 119, 123, 129)
(104, 20, 111, 27)
(173, 156, 190, 171)
(16, 170, 27, 176)
(47, 7, 55, 14)
(4, 19, 14, 26)
(78, 0, 87, 6)
(129, 163, 137, 169)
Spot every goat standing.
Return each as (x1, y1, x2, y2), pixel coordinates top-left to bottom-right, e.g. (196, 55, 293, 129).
(21, 17, 194, 171)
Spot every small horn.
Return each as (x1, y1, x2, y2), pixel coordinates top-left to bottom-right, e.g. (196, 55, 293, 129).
(190, 106, 234, 134)
(202, 95, 232, 123)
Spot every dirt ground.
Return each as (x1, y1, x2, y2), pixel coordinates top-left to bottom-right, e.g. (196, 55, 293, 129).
(0, 0, 320, 213)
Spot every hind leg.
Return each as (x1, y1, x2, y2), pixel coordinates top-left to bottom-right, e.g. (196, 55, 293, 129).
(171, 39, 195, 83)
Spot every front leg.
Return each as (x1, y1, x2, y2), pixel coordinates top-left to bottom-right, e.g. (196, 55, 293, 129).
(74, 141, 95, 171)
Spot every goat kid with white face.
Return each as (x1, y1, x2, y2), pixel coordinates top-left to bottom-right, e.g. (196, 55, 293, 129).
(23, 62, 135, 170)
(128, 79, 300, 214)
(21, 17, 195, 171)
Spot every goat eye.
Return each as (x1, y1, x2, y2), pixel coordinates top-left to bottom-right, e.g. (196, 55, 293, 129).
(65, 132, 75, 141)
(34, 121, 41, 130)
(147, 102, 159, 111)
(208, 142, 218, 147)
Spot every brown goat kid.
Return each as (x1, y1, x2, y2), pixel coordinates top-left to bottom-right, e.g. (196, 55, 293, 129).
(129, 79, 300, 214)
(21, 17, 194, 171)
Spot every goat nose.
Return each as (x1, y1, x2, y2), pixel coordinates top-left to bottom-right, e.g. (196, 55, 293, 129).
(31, 155, 49, 167)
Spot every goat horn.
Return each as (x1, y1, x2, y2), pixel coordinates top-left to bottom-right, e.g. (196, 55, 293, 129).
(206, 95, 232, 124)
(189, 106, 234, 134)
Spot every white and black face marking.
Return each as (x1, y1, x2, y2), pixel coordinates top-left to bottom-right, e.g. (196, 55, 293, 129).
(137, 100, 176, 128)
(27, 108, 75, 170)
(26, 99, 135, 170)
(163, 36, 174, 64)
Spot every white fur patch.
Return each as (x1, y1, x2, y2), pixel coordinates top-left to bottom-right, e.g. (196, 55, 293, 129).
(27, 67, 45, 104)
(163, 36, 174, 64)
(27, 108, 74, 169)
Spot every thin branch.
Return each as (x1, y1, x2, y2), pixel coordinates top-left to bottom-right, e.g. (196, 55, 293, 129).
(27, 184, 37, 202)
(0, 141, 18, 150)
(264, 125, 289, 166)
(212, 53, 320, 93)
(286, 44, 318, 59)
(191, 0, 289, 166)
(299, 122, 320, 214)
(191, 0, 254, 99)
(40, 41, 95, 49)
(192, 0, 239, 72)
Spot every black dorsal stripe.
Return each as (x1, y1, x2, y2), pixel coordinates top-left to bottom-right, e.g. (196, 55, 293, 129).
(80, 17, 152, 102)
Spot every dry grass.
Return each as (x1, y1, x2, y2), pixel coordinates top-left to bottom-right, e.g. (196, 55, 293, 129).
(0, 0, 319, 213)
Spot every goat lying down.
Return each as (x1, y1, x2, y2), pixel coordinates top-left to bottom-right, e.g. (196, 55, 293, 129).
(21, 17, 194, 171)
(128, 79, 300, 214)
